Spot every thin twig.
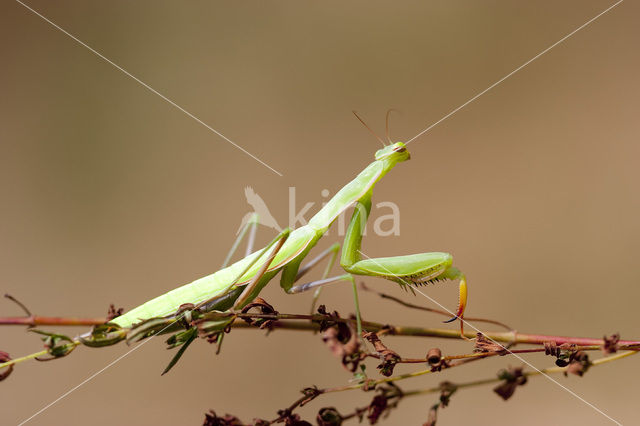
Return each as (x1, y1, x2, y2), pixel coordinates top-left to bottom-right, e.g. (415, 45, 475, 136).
(402, 350, 638, 398)
(362, 345, 614, 364)
(360, 282, 514, 331)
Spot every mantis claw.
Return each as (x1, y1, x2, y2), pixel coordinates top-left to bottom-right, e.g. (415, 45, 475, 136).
(442, 276, 468, 336)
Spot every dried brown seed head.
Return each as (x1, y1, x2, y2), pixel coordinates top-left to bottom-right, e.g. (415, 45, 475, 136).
(474, 333, 507, 354)
(316, 407, 343, 426)
(427, 348, 442, 366)
(493, 366, 527, 401)
(603, 333, 620, 354)
(0, 351, 13, 382)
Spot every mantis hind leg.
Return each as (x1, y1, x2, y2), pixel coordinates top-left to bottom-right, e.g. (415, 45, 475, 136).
(223, 213, 260, 268)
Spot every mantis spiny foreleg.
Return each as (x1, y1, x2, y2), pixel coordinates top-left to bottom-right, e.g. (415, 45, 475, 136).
(338, 191, 469, 336)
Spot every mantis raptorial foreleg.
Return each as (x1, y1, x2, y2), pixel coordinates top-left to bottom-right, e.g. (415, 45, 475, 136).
(339, 191, 469, 336)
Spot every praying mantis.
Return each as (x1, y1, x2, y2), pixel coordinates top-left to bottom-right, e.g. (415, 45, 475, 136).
(106, 139, 468, 340)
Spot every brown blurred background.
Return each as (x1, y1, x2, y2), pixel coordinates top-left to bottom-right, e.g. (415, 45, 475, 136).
(1, 1, 639, 425)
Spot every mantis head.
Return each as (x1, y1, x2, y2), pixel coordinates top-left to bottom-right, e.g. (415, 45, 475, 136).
(375, 142, 411, 164)
(352, 110, 411, 164)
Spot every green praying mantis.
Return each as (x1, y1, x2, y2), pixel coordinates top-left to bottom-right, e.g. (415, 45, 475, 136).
(107, 138, 468, 337)
(0, 123, 469, 375)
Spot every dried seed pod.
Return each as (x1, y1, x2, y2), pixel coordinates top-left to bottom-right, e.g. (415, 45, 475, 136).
(240, 297, 278, 329)
(105, 304, 124, 321)
(565, 351, 591, 377)
(493, 366, 527, 400)
(474, 333, 506, 354)
(0, 351, 14, 381)
(427, 348, 442, 366)
(316, 407, 343, 426)
(544, 341, 560, 357)
(603, 333, 620, 354)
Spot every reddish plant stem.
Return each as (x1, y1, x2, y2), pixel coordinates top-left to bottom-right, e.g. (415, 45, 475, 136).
(2, 312, 640, 349)
(230, 314, 640, 348)
(509, 332, 623, 346)
(0, 316, 107, 326)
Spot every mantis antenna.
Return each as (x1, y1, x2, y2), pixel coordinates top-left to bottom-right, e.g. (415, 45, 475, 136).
(352, 110, 386, 146)
(385, 109, 399, 144)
